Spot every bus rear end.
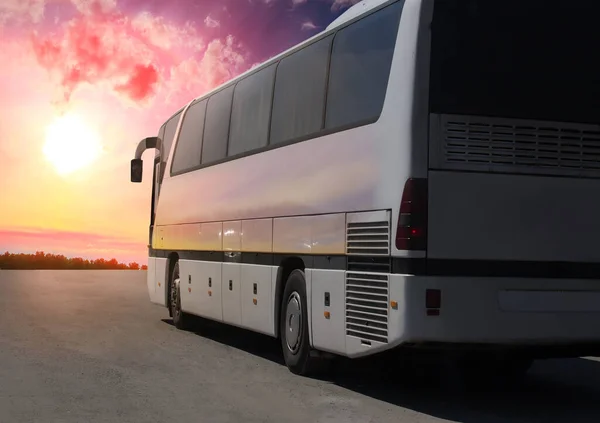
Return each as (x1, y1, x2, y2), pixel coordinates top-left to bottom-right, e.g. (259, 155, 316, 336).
(394, 0, 600, 358)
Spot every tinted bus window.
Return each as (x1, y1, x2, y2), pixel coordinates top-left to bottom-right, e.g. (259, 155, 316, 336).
(202, 85, 235, 164)
(171, 100, 207, 174)
(229, 64, 276, 156)
(429, 0, 600, 124)
(270, 35, 333, 145)
(162, 112, 181, 162)
(325, 1, 403, 130)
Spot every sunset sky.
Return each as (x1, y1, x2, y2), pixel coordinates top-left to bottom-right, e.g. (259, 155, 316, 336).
(0, 0, 358, 264)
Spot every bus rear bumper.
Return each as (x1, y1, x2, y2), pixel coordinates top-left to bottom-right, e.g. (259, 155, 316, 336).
(344, 274, 600, 358)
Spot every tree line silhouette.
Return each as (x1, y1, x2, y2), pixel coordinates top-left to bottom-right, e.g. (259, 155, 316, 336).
(0, 251, 147, 270)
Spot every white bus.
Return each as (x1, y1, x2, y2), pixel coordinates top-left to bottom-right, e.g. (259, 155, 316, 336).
(131, 0, 600, 379)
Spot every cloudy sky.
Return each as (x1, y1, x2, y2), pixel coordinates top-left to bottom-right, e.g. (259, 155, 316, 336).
(0, 0, 359, 264)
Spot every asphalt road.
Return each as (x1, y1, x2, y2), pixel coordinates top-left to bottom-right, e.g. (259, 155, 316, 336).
(1, 270, 599, 423)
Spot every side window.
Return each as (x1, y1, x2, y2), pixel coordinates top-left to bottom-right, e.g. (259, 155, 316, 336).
(270, 35, 333, 145)
(202, 85, 235, 164)
(171, 99, 207, 174)
(157, 125, 166, 157)
(152, 124, 167, 186)
(228, 64, 276, 157)
(325, 1, 403, 130)
(151, 125, 165, 224)
(162, 112, 181, 163)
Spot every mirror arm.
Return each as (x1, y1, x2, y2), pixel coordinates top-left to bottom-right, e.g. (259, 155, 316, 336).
(134, 137, 159, 160)
(131, 137, 159, 183)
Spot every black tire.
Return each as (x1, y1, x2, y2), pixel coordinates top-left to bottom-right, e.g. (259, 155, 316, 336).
(169, 261, 190, 330)
(279, 269, 317, 376)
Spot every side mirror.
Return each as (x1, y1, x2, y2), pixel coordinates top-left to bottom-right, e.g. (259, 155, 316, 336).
(131, 159, 143, 183)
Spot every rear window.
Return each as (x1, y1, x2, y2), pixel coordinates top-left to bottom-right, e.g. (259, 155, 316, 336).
(429, 0, 600, 124)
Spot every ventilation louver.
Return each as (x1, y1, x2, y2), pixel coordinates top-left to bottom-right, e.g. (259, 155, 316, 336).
(346, 221, 390, 256)
(431, 114, 600, 178)
(345, 272, 389, 344)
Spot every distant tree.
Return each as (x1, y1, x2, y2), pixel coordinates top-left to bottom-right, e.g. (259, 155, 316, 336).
(128, 262, 140, 270)
(0, 251, 148, 270)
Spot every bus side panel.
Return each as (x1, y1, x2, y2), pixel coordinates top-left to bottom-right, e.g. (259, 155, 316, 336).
(156, 128, 382, 225)
(222, 263, 242, 326)
(179, 259, 224, 321)
(428, 170, 600, 263)
(146, 257, 156, 300)
(310, 269, 346, 355)
(240, 264, 273, 336)
(150, 257, 168, 306)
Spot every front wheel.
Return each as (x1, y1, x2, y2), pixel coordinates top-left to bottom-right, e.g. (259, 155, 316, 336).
(169, 261, 190, 330)
(279, 269, 318, 376)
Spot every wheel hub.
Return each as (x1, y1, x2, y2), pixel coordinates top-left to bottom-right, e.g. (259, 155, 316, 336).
(285, 292, 302, 353)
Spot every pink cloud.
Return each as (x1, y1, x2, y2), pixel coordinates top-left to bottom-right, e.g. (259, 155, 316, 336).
(0, 0, 46, 25)
(30, 1, 247, 109)
(204, 15, 220, 28)
(330, 0, 361, 11)
(164, 35, 248, 103)
(0, 0, 118, 27)
(114, 63, 160, 103)
(131, 12, 203, 52)
(70, 0, 116, 15)
(31, 5, 162, 106)
(301, 20, 318, 31)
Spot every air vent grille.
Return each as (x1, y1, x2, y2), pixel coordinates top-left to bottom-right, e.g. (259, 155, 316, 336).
(345, 272, 389, 344)
(347, 256, 391, 273)
(431, 114, 600, 178)
(346, 221, 390, 256)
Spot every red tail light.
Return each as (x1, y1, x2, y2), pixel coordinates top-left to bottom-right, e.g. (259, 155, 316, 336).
(395, 178, 428, 251)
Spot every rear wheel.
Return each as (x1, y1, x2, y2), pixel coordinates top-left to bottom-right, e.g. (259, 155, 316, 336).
(280, 270, 318, 376)
(169, 261, 190, 330)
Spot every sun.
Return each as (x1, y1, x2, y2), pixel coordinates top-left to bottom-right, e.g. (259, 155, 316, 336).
(43, 114, 103, 175)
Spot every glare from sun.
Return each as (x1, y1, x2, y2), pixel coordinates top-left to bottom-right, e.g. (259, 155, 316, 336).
(43, 114, 103, 175)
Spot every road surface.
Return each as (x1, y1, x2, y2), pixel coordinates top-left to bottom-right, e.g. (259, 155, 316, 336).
(1, 270, 599, 423)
